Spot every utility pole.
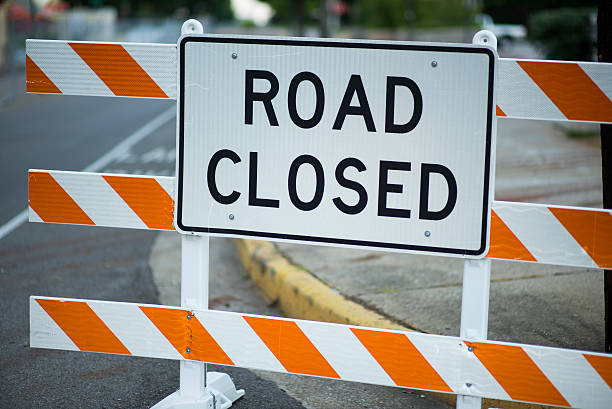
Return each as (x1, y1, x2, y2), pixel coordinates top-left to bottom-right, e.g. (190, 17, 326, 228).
(294, 0, 305, 36)
(598, 1, 612, 353)
(320, 0, 328, 38)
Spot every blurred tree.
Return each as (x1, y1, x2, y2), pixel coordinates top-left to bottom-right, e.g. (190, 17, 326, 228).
(413, 0, 473, 28)
(260, 0, 319, 34)
(357, 0, 406, 28)
(65, 0, 233, 20)
(483, 0, 597, 25)
(529, 7, 595, 61)
(261, 0, 475, 29)
(355, 0, 474, 28)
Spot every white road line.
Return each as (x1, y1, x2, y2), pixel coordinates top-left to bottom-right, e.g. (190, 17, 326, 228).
(0, 106, 176, 241)
(0, 209, 29, 241)
(83, 106, 176, 172)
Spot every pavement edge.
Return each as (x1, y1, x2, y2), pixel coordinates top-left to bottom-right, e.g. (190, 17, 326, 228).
(233, 238, 556, 409)
(234, 238, 405, 330)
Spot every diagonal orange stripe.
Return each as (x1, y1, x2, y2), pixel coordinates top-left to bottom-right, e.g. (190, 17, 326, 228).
(351, 328, 452, 392)
(36, 299, 130, 355)
(29, 172, 94, 225)
(26, 55, 61, 94)
(244, 316, 339, 378)
(487, 210, 537, 261)
(139, 307, 233, 365)
(469, 342, 569, 407)
(103, 176, 174, 230)
(549, 207, 612, 268)
(517, 61, 612, 122)
(68, 43, 168, 98)
(583, 354, 612, 389)
(496, 105, 506, 117)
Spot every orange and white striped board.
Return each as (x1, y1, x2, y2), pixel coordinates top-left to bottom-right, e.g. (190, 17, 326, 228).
(25, 40, 176, 99)
(28, 170, 612, 269)
(28, 170, 175, 231)
(25, 39, 612, 124)
(496, 58, 612, 124)
(31, 295, 612, 409)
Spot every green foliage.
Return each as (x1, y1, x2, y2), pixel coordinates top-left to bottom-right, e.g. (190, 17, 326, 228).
(356, 0, 474, 29)
(66, 1, 233, 20)
(528, 7, 595, 61)
(357, 0, 407, 28)
(260, 0, 475, 29)
(413, 0, 473, 28)
(262, 0, 319, 26)
(483, 0, 597, 25)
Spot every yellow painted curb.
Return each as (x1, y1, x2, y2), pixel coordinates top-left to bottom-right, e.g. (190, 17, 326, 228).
(234, 238, 404, 330)
(234, 238, 558, 409)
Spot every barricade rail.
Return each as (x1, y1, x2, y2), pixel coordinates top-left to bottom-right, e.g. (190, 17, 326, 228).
(26, 39, 612, 124)
(31, 296, 612, 409)
(28, 169, 612, 269)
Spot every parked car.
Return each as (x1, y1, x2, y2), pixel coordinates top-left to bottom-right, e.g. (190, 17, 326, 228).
(475, 13, 527, 45)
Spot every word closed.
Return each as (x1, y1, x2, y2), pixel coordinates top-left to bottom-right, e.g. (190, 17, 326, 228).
(207, 150, 457, 220)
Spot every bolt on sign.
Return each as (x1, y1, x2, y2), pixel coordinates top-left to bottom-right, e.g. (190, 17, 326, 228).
(176, 35, 496, 257)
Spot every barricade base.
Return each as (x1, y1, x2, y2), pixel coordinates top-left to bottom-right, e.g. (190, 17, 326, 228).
(151, 372, 244, 409)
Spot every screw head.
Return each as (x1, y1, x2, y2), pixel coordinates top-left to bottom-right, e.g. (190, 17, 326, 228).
(186, 314, 192, 320)
(186, 347, 191, 353)
(229, 214, 235, 220)
(424, 230, 431, 237)
(468, 346, 474, 352)
(231, 52, 238, 59)
(431, 60, 438, 68)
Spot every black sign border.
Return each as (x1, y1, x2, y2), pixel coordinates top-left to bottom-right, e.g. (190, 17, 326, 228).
(177, 35, 495, 257)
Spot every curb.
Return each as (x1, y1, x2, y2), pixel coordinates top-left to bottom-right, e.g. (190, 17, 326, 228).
(234, 238, 405, 330)
(234, 238, 556, 409)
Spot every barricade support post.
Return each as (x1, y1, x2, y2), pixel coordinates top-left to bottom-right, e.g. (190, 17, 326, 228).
(455, 30, 498, 409)
(457, 258, 492, 409)
(151, 19, 244, 409)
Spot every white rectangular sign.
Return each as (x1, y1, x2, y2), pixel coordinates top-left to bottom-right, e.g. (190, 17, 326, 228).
(176, 35, 496, 257)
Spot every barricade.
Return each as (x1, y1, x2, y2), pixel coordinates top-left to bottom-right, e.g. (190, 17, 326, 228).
(25, 20, 612, 409)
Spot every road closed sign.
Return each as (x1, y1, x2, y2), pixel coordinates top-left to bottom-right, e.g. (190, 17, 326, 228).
(176, 35, 496, 257)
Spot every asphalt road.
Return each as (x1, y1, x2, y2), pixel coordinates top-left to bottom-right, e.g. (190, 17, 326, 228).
(0, 74, 447, 408)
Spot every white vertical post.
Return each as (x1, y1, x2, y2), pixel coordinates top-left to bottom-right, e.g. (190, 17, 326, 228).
(460, 258, 491, 341)
(180, 234, 210, 398)
(457, 258, 491, 409)
(178, 18, 208, 401)
(456, 29, 497, 409)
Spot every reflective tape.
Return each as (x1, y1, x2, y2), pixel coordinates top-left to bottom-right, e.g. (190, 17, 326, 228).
(28, 170, 175, 231)
(26, 40, 176, 99)
(498, 58, 612, 124)
(26, 40, 612, 123)
(30, 296, 612, 409)
(28, 170, 612, 269)
(488, 202, 611, 269)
